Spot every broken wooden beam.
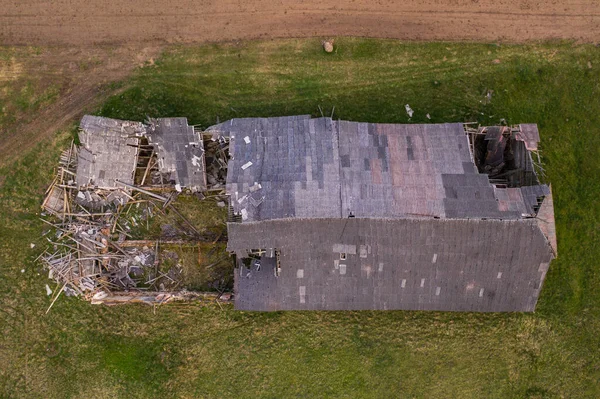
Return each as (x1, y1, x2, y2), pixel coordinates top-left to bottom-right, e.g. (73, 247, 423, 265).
(90, 291, 233, 306)
(115, 180, 168, 202)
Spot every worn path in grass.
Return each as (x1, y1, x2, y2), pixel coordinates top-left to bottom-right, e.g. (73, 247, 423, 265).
(0, 46, 161, 168)
(1, 39, 600, 398)
(1, 1, 600, 45)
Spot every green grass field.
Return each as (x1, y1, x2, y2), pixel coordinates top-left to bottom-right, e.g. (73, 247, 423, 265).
(1, 39, 599, 398)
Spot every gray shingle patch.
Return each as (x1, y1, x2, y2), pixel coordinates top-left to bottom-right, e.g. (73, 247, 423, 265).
(222, 118, 532, 221)
(231, 218, 554, 312)
(341, 155, 351, 168)
(76, 116, 142, 189)
(147, 118, 206, 192)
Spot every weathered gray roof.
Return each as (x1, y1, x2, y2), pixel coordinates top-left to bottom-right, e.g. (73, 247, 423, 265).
(230, 218, 554, 312)
(218, 116, 341, 221)
(216, 116, 556, 312)
(215, 117, 548, 222)
(76, 115, 141, 188)
(75, 115, 206, 192)
(147, 118, 206, 192)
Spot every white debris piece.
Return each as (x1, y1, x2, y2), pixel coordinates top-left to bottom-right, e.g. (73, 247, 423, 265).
(322, 40, 334, 53)
(249, 182, 262, 192)
(216, 201, 226, 208)
(30, 243, 35, 249)
(240, 208, 248, 221)
(175, 184, 182, 192)
(243, 136, 251, 144)
(299, 286, 306, 303)
(191, 155, 202, 167)
(77, 191, 86, 200)
(20, 269, 25, 273)
(426, 113, 431, 119)
(241, 161, 253, 170)
(405, 104, 414, 118)
(45, 284, 52, 296)
(92, 291, 108, 301)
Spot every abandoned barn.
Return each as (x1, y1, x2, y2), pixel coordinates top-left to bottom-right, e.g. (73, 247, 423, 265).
(41, 114, 556, 311)
(208, 116, 556, 312)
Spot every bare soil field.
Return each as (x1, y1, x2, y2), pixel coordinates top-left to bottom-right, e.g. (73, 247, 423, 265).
(1, 0, 600, 45)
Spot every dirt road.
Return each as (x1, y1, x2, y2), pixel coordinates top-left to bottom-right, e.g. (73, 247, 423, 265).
(1, 0, 600, 45)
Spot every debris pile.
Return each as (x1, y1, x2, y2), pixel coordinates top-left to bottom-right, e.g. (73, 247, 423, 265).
(38, 122, 233, 308)
(42, 141, 78, 218)
(40, 193, 172, 299)
(203, 132, 229, 191)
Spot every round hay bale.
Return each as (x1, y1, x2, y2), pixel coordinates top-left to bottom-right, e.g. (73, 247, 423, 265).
(322, 40, 334, 53)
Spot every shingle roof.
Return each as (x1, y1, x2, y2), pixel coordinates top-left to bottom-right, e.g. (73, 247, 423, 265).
(147, 118, 207, 192)
(230, 218, 554, 311)
(219, 116, 342, 221)
(75, 116, 206, 192)
(76, 115, 142, 188)
(214, 117, 548, 222)
(214, 116, 556, 312)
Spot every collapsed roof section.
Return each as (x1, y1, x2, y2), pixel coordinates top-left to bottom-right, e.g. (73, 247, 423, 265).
(146, 118, 207, 192)
(76, 115, 143, 189)
(75, 115, 206, 192)
(211, 117, 550, 223)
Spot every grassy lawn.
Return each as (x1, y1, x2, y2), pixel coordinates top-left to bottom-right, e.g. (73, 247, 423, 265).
(1, 38, 599, 398)
(0, 47, 58, 129)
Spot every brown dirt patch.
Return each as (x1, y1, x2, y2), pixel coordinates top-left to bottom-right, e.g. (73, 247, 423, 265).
(0, 46, 161, 166)
(1, 1, 600, 45)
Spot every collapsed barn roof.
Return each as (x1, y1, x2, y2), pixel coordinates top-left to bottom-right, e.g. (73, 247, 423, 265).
(214, 116, 550, 222)
(146, 118, 206, 192)
(76, 115, 143, 189)
(210, 116, 557, 312)
(75, 115, 206, 192)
